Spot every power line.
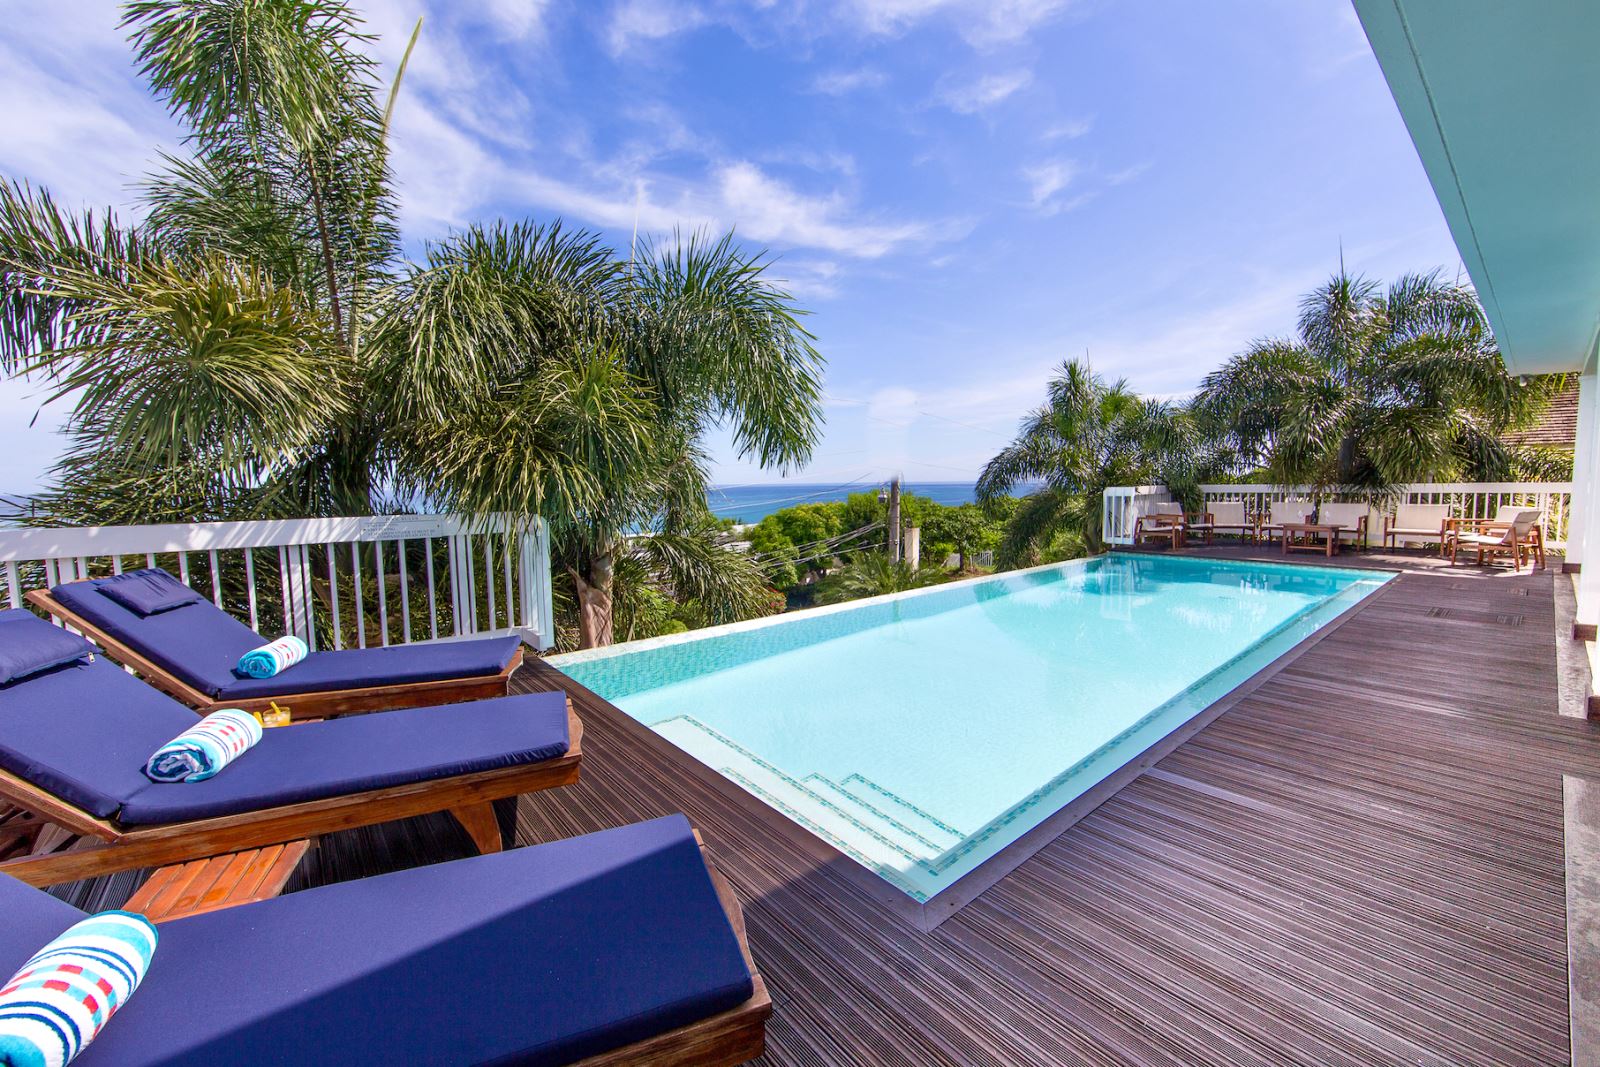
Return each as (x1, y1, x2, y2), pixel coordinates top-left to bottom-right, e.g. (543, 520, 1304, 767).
(752, 521, 885, 571)
(708, 474, 879, 515)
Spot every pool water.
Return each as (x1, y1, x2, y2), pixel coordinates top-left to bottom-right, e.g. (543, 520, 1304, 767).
(550, 554, 1390, 901)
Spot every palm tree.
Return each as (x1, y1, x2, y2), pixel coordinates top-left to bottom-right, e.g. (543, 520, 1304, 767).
(0, 0, 823, 649)
(1191, 270, 1549, 493)
(814, 554, 942, 604)
(375, 224, 821, 646)
(976, 360, 1207, 562)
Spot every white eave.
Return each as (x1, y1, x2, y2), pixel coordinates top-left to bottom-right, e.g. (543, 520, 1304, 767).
(1353, 0, 1600, 375)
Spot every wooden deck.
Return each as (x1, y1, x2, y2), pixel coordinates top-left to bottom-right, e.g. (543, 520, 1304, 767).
(98, 550, 1600, 1063)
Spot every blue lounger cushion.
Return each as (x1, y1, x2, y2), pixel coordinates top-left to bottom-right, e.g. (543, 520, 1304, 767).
(117, 691, 569, 825)
(49, 573, 521, 699)
(0, 653, 198, 819)
(0, 610, 568, 825)
(0, 877, 86, 974)
(0, 815, 755, 1067)
(0, 608, 94, 685)
(212, 637, 520, 701)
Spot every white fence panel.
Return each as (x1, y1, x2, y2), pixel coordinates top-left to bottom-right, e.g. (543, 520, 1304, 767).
(1102, 482, 1574, 549)
(1101, 485, 1175, 546)
(0, 514, 555, 651)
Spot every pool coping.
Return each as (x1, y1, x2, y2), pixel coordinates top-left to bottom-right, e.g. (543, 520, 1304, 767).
(548, 552, 1405, 933)
(547, 550, 1395, 669)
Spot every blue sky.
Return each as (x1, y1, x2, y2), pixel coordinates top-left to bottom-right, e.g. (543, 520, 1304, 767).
(0, 0, 1463, 491)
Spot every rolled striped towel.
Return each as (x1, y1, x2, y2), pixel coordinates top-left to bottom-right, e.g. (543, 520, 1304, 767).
(236, 635, 309, 679)
(143, 709, 262, 783)
(0, 911, 157, 1067)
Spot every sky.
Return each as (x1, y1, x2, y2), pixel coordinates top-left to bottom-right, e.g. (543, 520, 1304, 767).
(0, 0, 1464, 492)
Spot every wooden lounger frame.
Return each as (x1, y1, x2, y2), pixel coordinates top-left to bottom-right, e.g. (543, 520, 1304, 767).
(27, 588, 523, 721)
(0, 705, 582, 886)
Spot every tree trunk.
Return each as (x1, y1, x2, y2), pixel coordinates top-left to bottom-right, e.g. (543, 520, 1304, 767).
(305, 156, 345, 340)
(1336, 433, 1359, 484)
(570, 550, 615, 648)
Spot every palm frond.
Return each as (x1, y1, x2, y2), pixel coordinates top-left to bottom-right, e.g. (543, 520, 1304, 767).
(630, 523, 777, 626)
(627, 230, 824, 470)
(22, 252, 351, 476)
(0, 181, 157, 372)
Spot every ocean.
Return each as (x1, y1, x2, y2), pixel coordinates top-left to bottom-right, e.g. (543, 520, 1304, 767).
(707, 481, 983, 524)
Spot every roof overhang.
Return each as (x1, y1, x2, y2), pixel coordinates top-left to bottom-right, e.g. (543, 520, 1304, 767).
(1353, 0, 1600, 375)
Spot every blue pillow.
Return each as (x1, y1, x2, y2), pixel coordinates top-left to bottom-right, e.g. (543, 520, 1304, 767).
(97, 568, 203, 617)
(0, 613, 94, 685)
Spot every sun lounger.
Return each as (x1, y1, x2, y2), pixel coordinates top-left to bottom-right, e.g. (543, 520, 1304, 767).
(1133, 512, 1183, 548)
(1153, 501, 1215, 545)
(0, 610, 580, 884)
(1383, 503, 1453, 554)
(32, 568, 524, 719)
(1448, 507, 1545, 571)
(1, 815, 769, 1066)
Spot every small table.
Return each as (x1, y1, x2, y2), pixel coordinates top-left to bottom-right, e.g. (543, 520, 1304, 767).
(1280, 522, 1344, 558)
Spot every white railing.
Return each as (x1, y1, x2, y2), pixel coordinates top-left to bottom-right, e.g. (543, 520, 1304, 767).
(0, 514, 554, 651)
(1103, 482, 1575, 548)
(1101, 485, 1175, 545)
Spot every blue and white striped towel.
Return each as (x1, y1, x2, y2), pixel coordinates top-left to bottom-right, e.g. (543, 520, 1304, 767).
(0, 910, 157, 1067)
(143, 709, 262, 783)
(236, 635, 308, 679)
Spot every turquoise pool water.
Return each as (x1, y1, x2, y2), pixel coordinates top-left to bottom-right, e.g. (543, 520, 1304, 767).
(550, 554, 1391, 901)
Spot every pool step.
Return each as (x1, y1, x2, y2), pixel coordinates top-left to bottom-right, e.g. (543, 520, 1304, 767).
(652, 716, 938, 875)
(839, 773, 965, 850)
(802, 774, 954, 859)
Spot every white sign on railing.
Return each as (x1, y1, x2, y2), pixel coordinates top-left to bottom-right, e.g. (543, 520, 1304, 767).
(1102, 482, 1575, 548)
(0, 513, 554, 651)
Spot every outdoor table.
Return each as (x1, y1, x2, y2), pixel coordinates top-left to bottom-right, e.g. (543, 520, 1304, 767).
(1280, 522, 1345, 558)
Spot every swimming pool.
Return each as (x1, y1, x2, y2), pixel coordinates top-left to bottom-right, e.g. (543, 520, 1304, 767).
(550, 554, 1391, 905)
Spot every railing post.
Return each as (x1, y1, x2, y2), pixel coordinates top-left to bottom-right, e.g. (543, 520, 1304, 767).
(282, 544, 313, 646)
(447, 535, 468, 636)
(528, 518, 553, 650)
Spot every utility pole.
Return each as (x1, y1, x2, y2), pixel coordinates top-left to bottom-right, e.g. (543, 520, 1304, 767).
(887, 476, 902, 563)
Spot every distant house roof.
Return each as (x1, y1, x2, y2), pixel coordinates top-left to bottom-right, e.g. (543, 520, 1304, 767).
(1503, 379, 1578, 449)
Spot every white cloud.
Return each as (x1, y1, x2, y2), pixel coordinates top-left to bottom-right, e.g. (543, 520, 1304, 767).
(0, 377, 72, 493)
(1077, 273, 1326, 396)
(1042, 116, 1093, 140)
(715, 161, 956, 257)
(605, 0, 707, 56)
(482, 0, 551, 39)
(866, 386, 920, 428)
(771, 259, 842, 300)
(1105, 163, 1151, 186)
(386, 96, 503, 232)
(0, 2, 178, 213)
(809, 67, 889, 95)
(848, 0, 1076, 45)
(757, 147, 857, 178)
(939, 69, 1033, 114)
(1021, 159, 1080, 213)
